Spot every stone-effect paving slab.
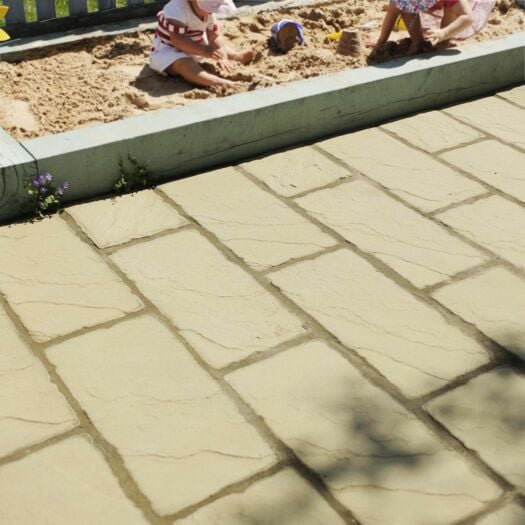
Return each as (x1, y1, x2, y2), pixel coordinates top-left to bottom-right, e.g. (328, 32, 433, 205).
(498, 85, 525, 108)
(227, 341, 500, 525)
(0, 217, 143, 342)
(240, 146, 351, 197)
(0, 307, 77, 457)
(296, 179, 486, 288)
(269, 249, 489, 397)
(440, 140, 525, 203)
(67, 190, 187, 248)
(433, 267, 525, 361)
(436, 196, 525, 271)
(476, 503, 525, 525)
(160, 168, 335, 271)
(382, 111, 483, 153)
(426, 367, 525, 492)
(317, 129, 485, 213)
(110, 229, 306, 368)
(445, 97, 525, 150)
(178, 468, 347, 525)
(47, 316, 276, 515)
(0, 435, 149, 525)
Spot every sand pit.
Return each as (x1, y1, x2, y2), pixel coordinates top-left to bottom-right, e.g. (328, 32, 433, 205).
(0, 0, 522, 140)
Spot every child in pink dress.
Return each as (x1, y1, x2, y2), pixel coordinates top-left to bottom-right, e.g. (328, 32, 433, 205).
(150, 0, 253, 87)
(368, 0, 495, 56)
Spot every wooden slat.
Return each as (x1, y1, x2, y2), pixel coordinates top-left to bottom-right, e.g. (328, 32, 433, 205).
(4, 0, 26, 24)
(35, 0, 56, 20)
(68, 0, 88, 16)
(98, 0, 116, 10)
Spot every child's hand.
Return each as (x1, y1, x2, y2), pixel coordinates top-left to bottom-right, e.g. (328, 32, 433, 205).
(207, 46, 228, 61)
(217, 59, 236, 73)
(425, 28, 446, 46)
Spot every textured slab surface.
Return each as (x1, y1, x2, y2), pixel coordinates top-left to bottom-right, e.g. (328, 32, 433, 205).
(227, 341, 500, 525)
(67, 190, 187, 248)
(241, 146, 351, 197)
(433, 267, 525, 361)
(476, 503, 525, 525)
(178, 469, 347, 525)
(0, 436, 149, 525)
(497, 85, 525, 108)
(160, 168, 335, 271)
(317, 129, 485, 212)
(426, 367, 525, 491)
(111, 229, 306, 367)
(436, 196, 525, 271)
(0, 217, 143, 342)
(296, 179, 486, 287)
(47, 316, 276, 514)
(269, 249, 489, 397)
(0, 308, 77, 457)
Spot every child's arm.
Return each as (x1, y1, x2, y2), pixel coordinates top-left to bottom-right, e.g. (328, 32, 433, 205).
(368, 1, 400, 48)
(426, 0, 474, 44)
(167, 19, 224, 59)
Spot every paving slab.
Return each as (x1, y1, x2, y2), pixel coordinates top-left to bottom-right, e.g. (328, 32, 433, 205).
(177, 468, 347, 525)
(110, 229, 307, 367)
(269, 249, 489, 397)
(317, 129, 485, 212)
(227, 341, 500, 525)
(0, 307, 77, 457)
(296, 179, 487, 288)
(66, 190, 188, 248)
(497, 85, 525, 108)
(0, 216, 143, 342)
(47, 315, 276, 515)
(440, 140, 525, 203)
(475, 503, 525, 525)
(433, 267, 525, 361)
(0, 435, 149, 525)
(444, 97, 525, 150)
(382, 110, 483, 153)
(436, 195, 525, 271)
(240, 146, 351, 197)
(426, 367, 525, 492)
(159, 168, 336, 271)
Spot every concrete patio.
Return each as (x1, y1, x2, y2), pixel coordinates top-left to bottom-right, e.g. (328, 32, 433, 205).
(0, 86, 524, 525)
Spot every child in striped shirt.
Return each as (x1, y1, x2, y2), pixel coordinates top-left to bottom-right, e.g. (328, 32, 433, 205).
(150, 0, 253, 87)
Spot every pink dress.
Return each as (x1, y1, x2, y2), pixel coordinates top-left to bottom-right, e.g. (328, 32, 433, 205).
(420, 0, 497, 39)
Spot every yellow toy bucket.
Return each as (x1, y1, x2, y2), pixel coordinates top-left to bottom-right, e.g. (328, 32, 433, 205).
(0, 5, 10, 42)
(393, 16, 407, 31)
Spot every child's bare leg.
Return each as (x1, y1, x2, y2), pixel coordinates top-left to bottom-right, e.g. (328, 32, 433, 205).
(401, 12, 424, 54)
(167, 58, 236, 87)
(366, 1, 399, 48)
(211, 36, 253, 64)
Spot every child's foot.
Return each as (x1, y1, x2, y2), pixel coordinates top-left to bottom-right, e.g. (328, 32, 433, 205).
(231, 49, 254, 64)
(407, 41, 423, 55)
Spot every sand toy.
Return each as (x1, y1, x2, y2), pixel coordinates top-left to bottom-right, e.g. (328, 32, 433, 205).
(393, 16, 407, 31)
(0, 6, 10, 42)
(271, 19, 304, 52)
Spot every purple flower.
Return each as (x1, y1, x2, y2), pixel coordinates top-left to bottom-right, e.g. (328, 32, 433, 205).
(32, 179, 40, 187)
(63, 181, 70, 190)
(40, 187, 48, 195)
(37, 175, 46, 185)
(56, 188, 64, 196)
(44, 173, 53, 182)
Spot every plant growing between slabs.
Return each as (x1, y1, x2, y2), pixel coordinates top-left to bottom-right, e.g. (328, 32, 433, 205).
(113, 154, 152, 194)
(23, 173, 69, 218)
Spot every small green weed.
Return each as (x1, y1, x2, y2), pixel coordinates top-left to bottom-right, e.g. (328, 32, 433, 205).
(24, 173, 69, 219)
(113, 154, 152, 194)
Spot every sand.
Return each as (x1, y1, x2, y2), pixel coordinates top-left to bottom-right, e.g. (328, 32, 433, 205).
(0, 0, 522, 140)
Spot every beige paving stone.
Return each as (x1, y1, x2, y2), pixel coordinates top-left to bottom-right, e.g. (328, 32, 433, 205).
(177, 468, 346, 525)
(383, 110, 483, 153)
(269, 249, 489, 397)
(0, 217, 143, 342)
(111, 229, 306, 368)
(426, 367, 525, 491)
(445, 97, 525, 150)
(433, 267, 525, 361)
(440, 140, 525, 203)
(159, 167, 336, 270)
(227, 341, 500, 525)
(296, 180, 486, 288)
(498, 85, 525, 108)
(67, 190, 187, 248)
(317, 128, 484, 212)
(476, 503, 525, 525)
(436, 196, 525, 271)
(0, 308, 77, 457)
(0, 435, 148, 525)
(48, 316, 276, 515)
(241, 146, 351, 197)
